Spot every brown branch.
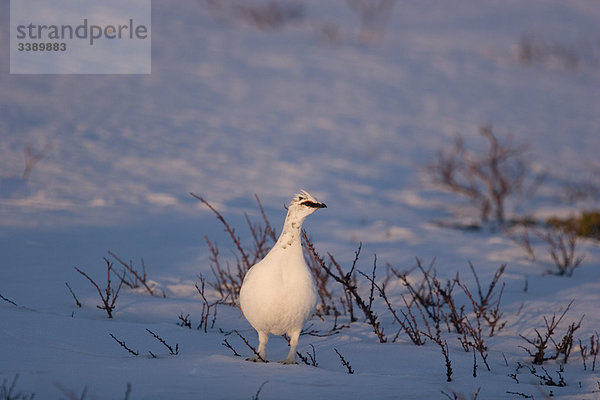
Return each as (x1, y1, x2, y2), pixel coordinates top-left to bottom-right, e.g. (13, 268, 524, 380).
(519, 300, 575, 364)
(75, 259, 123, 318)
(296, 344, 318, 367)
(334, 348, 354, 374)
(22, 142, 51, 180)
(108, 251, 163, 297)
(255, 194, 277, 242)
(0, 293, 18, 307)
(109, 333, 139, 356)
(304, 235, 387, 343)
(222, 338, 241, 357)
(233, 330, 267, 362)
(190, 193, 251, 270)
(146, 329, 179, 355)
(65, 282, 82, 308)
(195, 273, 228, 332)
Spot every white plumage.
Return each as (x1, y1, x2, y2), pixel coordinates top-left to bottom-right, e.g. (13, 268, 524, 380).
(239, 190, 326, 364)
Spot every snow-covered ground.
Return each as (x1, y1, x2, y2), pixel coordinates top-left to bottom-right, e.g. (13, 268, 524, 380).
(1, 1, 599, 398)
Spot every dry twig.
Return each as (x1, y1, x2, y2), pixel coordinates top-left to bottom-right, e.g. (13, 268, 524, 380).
(109, 333, 139, 356)
(75, 259, 123, 318)
(334, 348, 354, 374)
(65, 282, 82, 308)
(519, 300, 577, 364)
(146, 329, 179, 355)
(232, 330, 267, 362)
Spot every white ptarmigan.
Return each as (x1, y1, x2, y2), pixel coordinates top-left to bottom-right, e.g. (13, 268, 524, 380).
(239, 190, 326, 364)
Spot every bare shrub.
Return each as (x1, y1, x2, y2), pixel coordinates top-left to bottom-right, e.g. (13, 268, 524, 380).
(232, 1, 304, 30)
(536, 228, 584, 276)
(523, 364, 566, 388)
(591, 332, 599, 371)
(579, 331, 599, 371)
(414, 285, 454, 381)
(392, 259, 443, 323)
(385, 260, 508, 374)
(562, 164, 600, 203)
(203, 237, 243, 304)
(202, 0, 304, 30)
(391, 258, 468, 334)
(303, 233, 344, 318)
(391, 259, 506, 340)
(507, 225, 536, 261)
(370, 279, 426, 345)
(176, 313, 192, 329)
(519, 300, 583, 364)
(22, 142, 51, 180)
(302, 314, 350, 338)
(303, 235, 387, 343)
(441, 387, 480, 400)
(191, 193, 275, 305)
(516, 33, 600, 72)
(392, 262, 455, 380)
(195, 273, 228, 332)
(0, 374, 35, 400)
(75, 258, 124, 318)
(55, 383, 89, 400)
(108, 251, 165, 297)
(459, 263, 507, 337)
(451, 264, 507, 372)
(428, 126, 539, 227)
(346, 0, 396, 43)
(296, 344, 318, 367)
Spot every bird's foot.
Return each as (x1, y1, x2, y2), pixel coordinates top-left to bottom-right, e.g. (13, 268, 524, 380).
(278, 357, 298, 365)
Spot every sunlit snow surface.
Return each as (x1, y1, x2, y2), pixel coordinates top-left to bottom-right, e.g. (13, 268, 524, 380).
(1, 1, 599, 399)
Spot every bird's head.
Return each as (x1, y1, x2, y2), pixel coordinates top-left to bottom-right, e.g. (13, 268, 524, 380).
(288, 190, 327, 219)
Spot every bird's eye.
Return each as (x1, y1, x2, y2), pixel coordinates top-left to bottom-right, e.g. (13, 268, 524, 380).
(302, 200, 321, 208)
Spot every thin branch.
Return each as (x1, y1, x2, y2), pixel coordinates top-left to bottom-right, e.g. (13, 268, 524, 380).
(0, 293, 18, 307)
(108, 251, 161, 297)
(146, 329, 179, 355)
(109, 333, 139, 356)
(255, 194, 277, 242)
(22, 142, 51, 180)
(296, 344, 318, 367)
(251, 381, 269, 400)
(334, 348, 354, 374)
(190, 193, 251, 270)
(75, 259, 123, 318)
(222, 338, 241, 357)
(65, 282, 82, 308)
(233, 330, 267, 362)
(519, 300, 575, 364)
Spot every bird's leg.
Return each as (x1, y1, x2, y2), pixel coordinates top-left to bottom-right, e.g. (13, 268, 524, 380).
(279, 329, 300, 365)
(247, 330, 268, 362)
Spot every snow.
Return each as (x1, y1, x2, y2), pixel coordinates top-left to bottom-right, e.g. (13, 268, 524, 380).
(1, 0, 600, 398)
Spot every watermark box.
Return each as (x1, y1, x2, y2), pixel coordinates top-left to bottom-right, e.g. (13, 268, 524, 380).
(10, 0, 151, 74)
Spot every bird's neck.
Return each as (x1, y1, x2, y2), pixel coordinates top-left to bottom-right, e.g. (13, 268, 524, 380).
(275, 211, 306, 250)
